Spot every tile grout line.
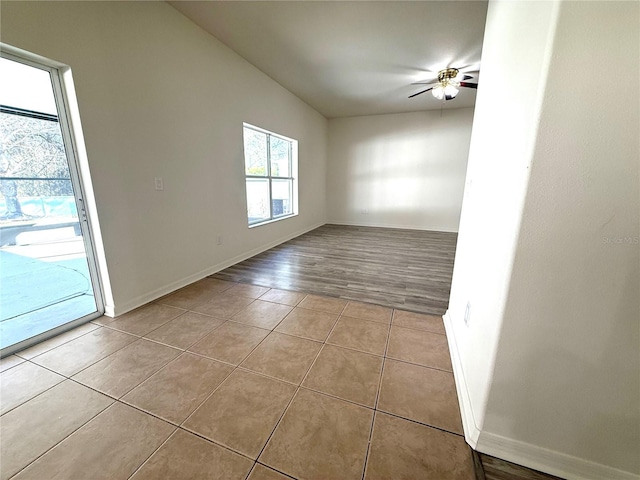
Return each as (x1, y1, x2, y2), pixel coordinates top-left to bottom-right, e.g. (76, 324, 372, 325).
(388, 321, 447, 336)
(373, 408, 466, 438)
(0, 366, 66, 417)
(2, 395, 115, 479)
(323, 340, 386, 359)
(178, 423, 257, 461)
(180, 348, 240, 369)
(174, 306, 299, 455)
(296, 331, 335, 389)
(178, 360, 241, 430)
(243, 463, 258, 480)
(380, 315, 465, 437)
(125, 424, 180, 480)
(297, 384, 375, 411)
(361, 410, 379, 480)
(184, 302, 316, 369)
(252, 462, 299, 480)
(233, 365, 301, 388)
(141, 317, 228, 353)
(104, 346, 185, 402)
(104, 307, 186, 338)
(373, 314, 393, 411)
(360, 314, 393, 480)
(384, 354, 454, 374)
(153, 278, 239, 306)
(1, 325, 147, 417)
(13, 322, 103, 362)
(251, 384, 302, 469)
(251, 300, 348, 473)
(102, 379, 271, 468)
(28, 330, 139, 380)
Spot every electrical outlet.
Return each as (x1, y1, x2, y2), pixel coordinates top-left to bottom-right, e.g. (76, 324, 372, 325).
(464, 301, 471, 326)
(360, 208, 369, 214)
(216, 235, 222, 245)
(154, 177, 164, 191)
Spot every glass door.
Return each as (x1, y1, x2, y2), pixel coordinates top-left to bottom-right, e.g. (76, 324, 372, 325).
(0, 52, 103, 355)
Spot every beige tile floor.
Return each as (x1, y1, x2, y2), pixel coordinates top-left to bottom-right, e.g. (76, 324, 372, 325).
(0, 278, 474, 480)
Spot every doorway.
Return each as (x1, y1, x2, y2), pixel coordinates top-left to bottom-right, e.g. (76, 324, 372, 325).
(0, 51, 103, 355)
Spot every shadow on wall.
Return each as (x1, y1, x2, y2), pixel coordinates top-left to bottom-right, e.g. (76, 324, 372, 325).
(328, 109, 474, 232)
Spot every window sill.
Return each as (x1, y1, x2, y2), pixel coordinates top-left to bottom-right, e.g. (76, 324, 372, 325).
(248, 213, 298, 229)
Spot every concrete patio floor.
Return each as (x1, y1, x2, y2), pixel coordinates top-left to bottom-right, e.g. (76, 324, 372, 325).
(0, 235, 97, 350)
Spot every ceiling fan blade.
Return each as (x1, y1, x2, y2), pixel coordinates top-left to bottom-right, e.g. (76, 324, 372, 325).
(462, 75, 474, 81)
(459, 81, 478, 89)
(457, 65, 480, 73)
(409, 87, 434, 98)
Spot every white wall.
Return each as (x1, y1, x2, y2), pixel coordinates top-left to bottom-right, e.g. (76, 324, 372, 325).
(327, 109, 473, 232)
(1, 1, 328, 315)
(446, 0, 559, 448)
(447, 1, 639, 479)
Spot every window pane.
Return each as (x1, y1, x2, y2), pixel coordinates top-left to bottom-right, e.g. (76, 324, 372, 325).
(243, 128, 267, 176)
(272, 179, 292, 217)
(246, 178, 270, 224)
(0, 58, 57, 115)
(270, 136, 290, 177)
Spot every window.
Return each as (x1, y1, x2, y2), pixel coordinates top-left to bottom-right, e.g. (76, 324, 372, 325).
(243, 123, 298, 226)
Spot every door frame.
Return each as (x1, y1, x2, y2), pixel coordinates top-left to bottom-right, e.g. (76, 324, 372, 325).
(0, 45, 107, 357)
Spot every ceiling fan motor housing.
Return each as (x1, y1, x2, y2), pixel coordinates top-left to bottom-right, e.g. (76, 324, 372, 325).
(437, 68, 459, 83)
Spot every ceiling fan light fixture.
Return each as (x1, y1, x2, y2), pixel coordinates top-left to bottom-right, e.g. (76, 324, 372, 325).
(431, 81, 459, 100)
(444, 83, 459, 98)
(432, 84, 445, 100)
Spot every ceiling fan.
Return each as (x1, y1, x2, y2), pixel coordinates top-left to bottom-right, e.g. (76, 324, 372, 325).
(409, 67, 478, 101)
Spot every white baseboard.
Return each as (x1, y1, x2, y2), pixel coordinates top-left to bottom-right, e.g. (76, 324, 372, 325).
(103, 303, 115, 317)
(477, 432, 640, 480)
(442, 310, 482, 448)
(109, 222, 324, 317)
(443, 310, 640, 480)
(328, 220, 459, 233)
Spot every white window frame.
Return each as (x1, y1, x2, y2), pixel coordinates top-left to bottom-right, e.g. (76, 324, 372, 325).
(243, 123, 298, 227)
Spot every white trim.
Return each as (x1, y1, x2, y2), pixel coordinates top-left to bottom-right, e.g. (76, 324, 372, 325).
(249, 212, 298, 229)
(443, 310, 482, 448)
(329, 220, 459, 233)
(444, 309, 639, 480)
(242, 122, 296, 143)
(104, 303, 116, 318)
(109, 222, 324, 317)
(476, 432, 640, 480)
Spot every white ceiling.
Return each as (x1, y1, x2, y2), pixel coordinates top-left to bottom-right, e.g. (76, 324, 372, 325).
(170, 1, 488, 118)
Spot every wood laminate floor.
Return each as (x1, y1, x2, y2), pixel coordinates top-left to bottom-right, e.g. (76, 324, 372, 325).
(479, 454, 564, 480)
(211, 224, 457, 316)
